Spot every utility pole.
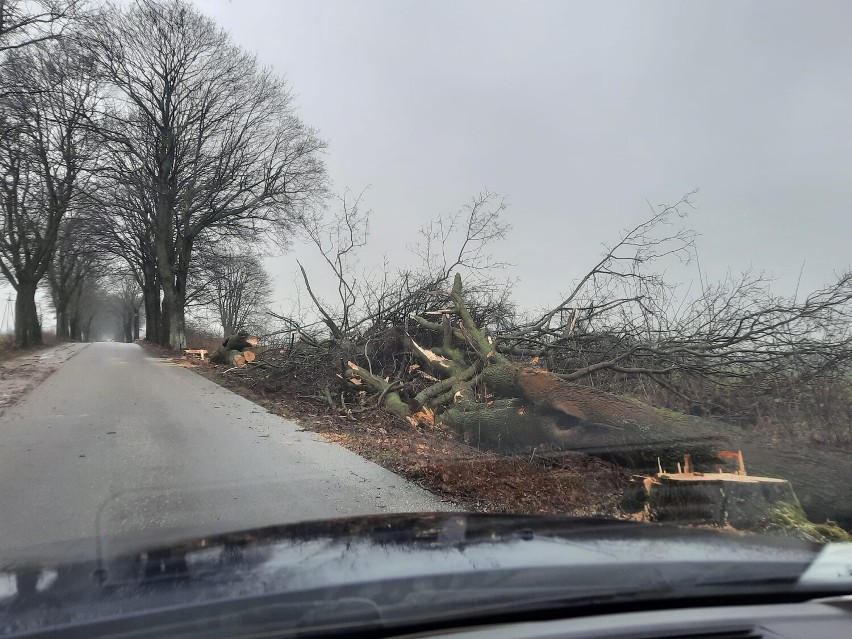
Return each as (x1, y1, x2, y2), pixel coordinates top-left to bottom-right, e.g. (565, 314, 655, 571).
(1, 296, 13, 334)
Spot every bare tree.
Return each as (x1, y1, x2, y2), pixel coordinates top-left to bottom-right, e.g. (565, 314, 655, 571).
(0, 37, 100, 346)
(0, 0, 81, 54)
(86, 0, 326, 349)
(47, 212, 101, 340)
(194, 250, 271, 337)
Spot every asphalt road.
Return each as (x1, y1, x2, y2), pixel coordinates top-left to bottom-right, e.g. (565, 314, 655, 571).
(0, 342, 453, 563)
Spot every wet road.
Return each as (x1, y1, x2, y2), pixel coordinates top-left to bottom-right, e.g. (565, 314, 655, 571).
(0, 343, 453, 562)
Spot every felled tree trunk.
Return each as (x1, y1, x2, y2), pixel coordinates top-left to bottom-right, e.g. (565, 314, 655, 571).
(472, 365, 735, 466)
(210, 348, 246, 366)
(223, 350, 246, 366)
(222, 333, 259, 351)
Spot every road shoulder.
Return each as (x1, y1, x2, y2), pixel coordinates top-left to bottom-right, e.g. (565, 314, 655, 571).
(0, 342, 89, 416)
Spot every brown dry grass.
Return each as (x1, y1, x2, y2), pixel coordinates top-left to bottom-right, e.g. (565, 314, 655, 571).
(0, 331, 57, 362)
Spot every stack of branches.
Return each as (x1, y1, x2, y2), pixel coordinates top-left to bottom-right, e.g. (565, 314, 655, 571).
(352, 270, 852, 530)
(261, 190, 852, 439)
(490, 193, 852, 392)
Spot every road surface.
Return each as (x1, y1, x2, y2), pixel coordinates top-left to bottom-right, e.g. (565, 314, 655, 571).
(0, 342, 453, 563)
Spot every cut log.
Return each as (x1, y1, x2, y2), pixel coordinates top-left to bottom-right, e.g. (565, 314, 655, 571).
(221, 349, 245, 367)
(243, 349, 257, 363)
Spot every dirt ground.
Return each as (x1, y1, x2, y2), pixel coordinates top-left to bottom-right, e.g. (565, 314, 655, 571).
(0, 342, 88, 416)
(145, 342, 635, 518)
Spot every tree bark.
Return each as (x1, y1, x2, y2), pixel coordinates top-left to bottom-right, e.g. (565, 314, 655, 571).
(54, 306, 69, 341)
(123, 311, 133, 343)
(158, 292, 172, 347)
(209, 348, 246, 367)
(142, 279, 160, 342)
(155, 232, 189, 350)
(83, 316, 94, 342)
(14, 282, 41, 347)
(69, 311, 81, 342)
(133, 305, 141, 341)
(166, 296, 186, 350)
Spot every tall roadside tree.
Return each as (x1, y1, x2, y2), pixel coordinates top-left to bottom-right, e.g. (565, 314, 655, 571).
(88, 0, 326, 349)
(0, 37, 100, 346)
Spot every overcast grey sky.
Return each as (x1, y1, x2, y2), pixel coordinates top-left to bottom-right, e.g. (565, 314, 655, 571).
(197, 1, 852, 313)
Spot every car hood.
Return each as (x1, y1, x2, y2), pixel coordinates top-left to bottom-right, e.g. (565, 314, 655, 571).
(1, 513, 849, 637)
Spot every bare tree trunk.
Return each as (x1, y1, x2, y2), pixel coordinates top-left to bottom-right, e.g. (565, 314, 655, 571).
(54, 306, 69, 341)
(159, 237, 191, 350)
(82, 316, 94, 342)
(133, 305, 141, 340)
(14, 282, 41, 347)
(169, 295, 186, 350)
(158, 283, 186, 350)
(69, 311, 80, 341)
(153, 194, 188, 349)
(158, 294, 171, 346)
(122, 309, 133, 343)
(142, 281, 159, 341)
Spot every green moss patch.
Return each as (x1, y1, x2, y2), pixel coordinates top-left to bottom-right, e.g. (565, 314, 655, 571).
(764, 502, 851, 542)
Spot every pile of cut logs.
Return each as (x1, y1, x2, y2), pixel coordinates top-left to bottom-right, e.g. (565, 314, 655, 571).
(210, 333, 261, 367)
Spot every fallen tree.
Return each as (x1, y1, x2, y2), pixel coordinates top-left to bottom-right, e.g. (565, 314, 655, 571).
(237, 194, 852, 528)
(336, 272, 852, 528)
(344, 273, 736, 456)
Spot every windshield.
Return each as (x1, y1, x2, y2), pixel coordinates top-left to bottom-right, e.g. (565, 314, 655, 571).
(1, 0, 851, 636)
